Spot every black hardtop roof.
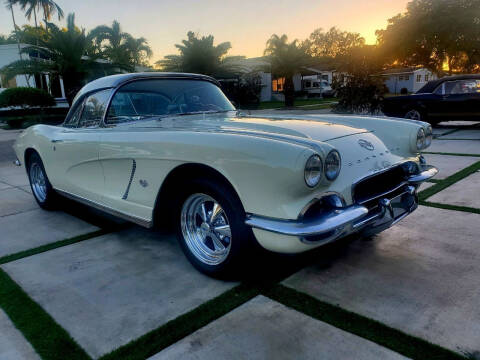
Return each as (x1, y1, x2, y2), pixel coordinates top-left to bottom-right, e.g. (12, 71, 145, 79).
(74, 72, 219, 101)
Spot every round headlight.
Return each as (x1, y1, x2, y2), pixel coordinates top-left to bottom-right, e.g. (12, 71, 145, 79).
(324, 150, 341, 181)
(304, 154, 322, 187)
(425, 125, 433, 147)
(416, 128, 426, 150)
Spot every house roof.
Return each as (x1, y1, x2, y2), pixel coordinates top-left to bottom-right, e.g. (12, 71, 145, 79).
(378, 67, 421, 76)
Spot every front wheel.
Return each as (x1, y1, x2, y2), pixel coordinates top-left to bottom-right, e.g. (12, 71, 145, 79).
(27, 152, 58, 210)
(176, 178, 255, 278)
(404, 109, 425, 121)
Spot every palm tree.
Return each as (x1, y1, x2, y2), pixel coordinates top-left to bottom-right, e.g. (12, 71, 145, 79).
(89, 20, 133, 69)
(1, 13, 105, 105)
(156, 31, 244, 78)
(264, 34, 311, 107)
(4, 0, 31, 86)
(124, 36, 152, 67)
(18, 0, 39, 27)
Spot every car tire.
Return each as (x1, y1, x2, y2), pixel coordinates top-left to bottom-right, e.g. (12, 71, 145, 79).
(27, 152, 58, 210)
(175, 177, 255, 278)
(404, 108, 426, 122)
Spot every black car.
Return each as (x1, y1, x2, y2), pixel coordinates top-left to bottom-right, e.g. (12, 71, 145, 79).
(382, 74, 480, 125)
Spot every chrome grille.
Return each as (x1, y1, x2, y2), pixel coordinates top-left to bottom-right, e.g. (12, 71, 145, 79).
(353, 165, 408, 208)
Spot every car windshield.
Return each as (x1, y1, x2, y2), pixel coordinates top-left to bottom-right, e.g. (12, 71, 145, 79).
(106, 79, 235, 124)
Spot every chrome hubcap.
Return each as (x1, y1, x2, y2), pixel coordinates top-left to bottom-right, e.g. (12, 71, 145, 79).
(405, 110, 421, 120)
(181, 193, 232, 265)
(30, 162, 47, 202)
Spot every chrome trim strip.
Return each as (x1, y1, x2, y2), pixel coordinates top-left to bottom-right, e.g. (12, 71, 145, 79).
(356, 181, 408, 205)
(122, 159, 136, 200)
(245, 205, 368, 237)
(407, 165, 438, 184)
(55, 189, 152, 228)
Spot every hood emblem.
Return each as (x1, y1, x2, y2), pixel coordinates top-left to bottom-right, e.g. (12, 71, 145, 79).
(358, 139, 375, 151)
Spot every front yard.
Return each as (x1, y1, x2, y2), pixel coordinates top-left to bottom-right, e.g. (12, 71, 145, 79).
(0, 120, 479, 360)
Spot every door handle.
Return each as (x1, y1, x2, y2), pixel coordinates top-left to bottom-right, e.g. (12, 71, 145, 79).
(51, 139, 64, 143)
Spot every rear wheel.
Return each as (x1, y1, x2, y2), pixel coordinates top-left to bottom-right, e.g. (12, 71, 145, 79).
(27, 152, 58, 210)
(175, 178, 254, 278)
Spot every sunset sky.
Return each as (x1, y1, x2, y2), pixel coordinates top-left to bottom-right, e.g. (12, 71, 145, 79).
(1, 0, 410, 63)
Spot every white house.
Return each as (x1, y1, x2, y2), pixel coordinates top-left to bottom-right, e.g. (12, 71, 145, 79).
(0, 43, 68, 107)
(379, 67, 437, 94)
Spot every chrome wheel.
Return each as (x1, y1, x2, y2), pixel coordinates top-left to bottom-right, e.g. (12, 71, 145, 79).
(29, 162, 47, 203)
(181, 193, 232, 265)
(405, 109, 422, 120)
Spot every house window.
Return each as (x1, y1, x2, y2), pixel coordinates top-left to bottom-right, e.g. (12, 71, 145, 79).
(272, 77, 285, 92)
(425, 74, 429, 82)
(416, 74, 422, 82)
(399, 75, 403, 81)
(321, 75, 329, 81)
(404, 75, 409, 81)
(304, 80, 311, 88)
(34, 73, 49, 92)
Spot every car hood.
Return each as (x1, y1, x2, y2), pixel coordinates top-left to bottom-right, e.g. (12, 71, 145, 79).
(126, 113, 370, 143)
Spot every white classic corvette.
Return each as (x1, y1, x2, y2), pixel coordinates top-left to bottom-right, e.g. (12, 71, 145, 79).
(13, 73, 438, 276)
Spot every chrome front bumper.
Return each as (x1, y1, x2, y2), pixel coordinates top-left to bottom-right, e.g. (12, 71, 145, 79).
(245, 164, 438, 246)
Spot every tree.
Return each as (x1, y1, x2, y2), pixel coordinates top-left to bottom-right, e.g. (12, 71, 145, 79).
(124, 36, 153, 67)
(1, 14, 107, 105)
(264, 34, 311, 107)
(9, 24, 50, 45)
(304, 27, 365, 59)
(88, 20, 149, 70)
(156, 31, 244, 78)
(376, 0, 480, 74)
(0, 34, 16, 44)
(4, 0, 31, 86)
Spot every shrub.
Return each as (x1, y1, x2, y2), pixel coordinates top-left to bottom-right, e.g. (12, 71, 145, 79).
(0, 87, 56, 109)
(332, 75, 386, 114)
(221, 72, 262, 109)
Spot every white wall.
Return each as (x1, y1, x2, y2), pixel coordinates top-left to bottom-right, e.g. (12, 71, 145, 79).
(0, 44, 34, 88)
(413, 68, 437, 92)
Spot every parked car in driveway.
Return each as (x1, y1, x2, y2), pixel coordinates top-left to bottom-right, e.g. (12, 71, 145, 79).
(382, 74, 480, 124)
(13, 72, 438, 277)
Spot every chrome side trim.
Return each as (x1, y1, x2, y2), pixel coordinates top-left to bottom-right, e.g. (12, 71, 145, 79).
(55, 189, 152, 228)
(122, 159, 136, 200)
(407, 165, 438, 184)
(245, 205, 368, 237)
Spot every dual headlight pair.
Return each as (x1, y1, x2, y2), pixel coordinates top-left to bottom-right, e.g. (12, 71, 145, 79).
(416, 125, 433, 150)
(304, 150, 341, 187)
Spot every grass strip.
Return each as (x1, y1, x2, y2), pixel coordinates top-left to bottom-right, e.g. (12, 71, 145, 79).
(420, 201, 480, 214)
(0, 269, 92, 360)
(422, 151, 480, 157)
(436, 138, 480, 141)
(418, 160, 480, 201)
(433, 128, 460, 138)
(263, 284, 467, 360)
(99, 283, 260, 360)
(0, 229, 109, 265)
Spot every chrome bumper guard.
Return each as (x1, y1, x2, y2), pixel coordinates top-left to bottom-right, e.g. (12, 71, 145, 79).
(245, 164, 438, 245)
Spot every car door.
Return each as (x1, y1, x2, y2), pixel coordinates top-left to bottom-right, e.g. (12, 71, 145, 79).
(48, 89, 111, 203)
(433, 80, 474, 120)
